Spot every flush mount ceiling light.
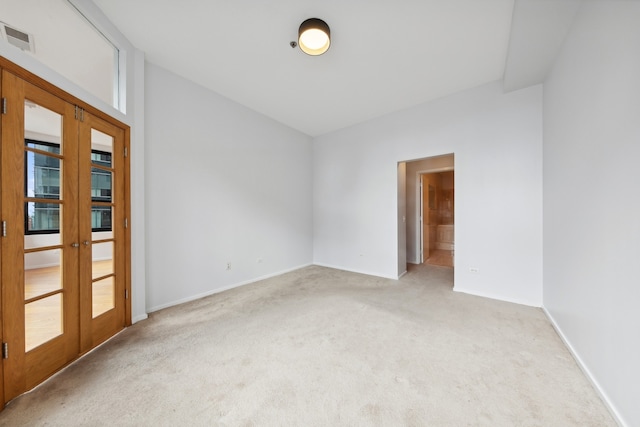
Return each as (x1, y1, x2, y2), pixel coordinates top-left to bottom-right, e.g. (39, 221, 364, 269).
(297, 18, 330, 56)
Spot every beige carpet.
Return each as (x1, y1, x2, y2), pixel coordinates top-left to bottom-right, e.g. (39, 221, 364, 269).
(0, 264, 614, 426)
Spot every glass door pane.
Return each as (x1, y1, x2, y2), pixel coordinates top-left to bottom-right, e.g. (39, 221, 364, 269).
(24, 250, 62, 299)
(88, 128, 115, 318)
(92, 241, 115, 317)
(23, 100, 66, 352)
(25, 294, 63, 352)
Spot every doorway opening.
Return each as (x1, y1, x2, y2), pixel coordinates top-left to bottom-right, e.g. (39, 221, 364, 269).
(399, 153, 454, 274)
(420, 170, 454, 267)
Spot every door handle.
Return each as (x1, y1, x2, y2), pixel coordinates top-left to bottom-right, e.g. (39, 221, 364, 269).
(83, 240, 90, 246)
(71, 243, 80, 248)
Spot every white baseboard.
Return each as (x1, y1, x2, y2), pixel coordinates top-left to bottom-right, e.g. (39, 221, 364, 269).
(132, 313, 148, 324)
(452, 286, 541, 308)
(542, 307, 627, 427)
(146, 263, 313, 313)
(312, 262, 399, 280)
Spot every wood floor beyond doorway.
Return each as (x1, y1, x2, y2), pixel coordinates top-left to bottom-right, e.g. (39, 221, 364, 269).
(425, 249, 454, 267)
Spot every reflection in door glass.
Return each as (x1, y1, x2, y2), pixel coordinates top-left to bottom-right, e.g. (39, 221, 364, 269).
(25, 143, 61, 201)
(25, 101, 64, 242)
(91, 128, 113, 159)
(91, 241, 114, 280)
(25, 202, 62, 235)
(24, 250, 62, 299)
(24, 101, 62, 150)
(90, 129, 114, 235)
(25, 227, 61, 249)
(25, 294, 63, 352)
(23, 99, 66, 352)
(91, 168, 112, 203)
(92, 204, 112, 232)
(92, 277, 114, 318)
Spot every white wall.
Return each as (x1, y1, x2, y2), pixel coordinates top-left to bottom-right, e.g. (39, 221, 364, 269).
(542, 2, 640, 426)
(314, 81, 543, 306)
(144, 64, 313, 312)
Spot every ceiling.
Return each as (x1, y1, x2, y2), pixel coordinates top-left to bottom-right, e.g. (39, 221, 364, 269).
(92, 0, 515, 136)
(0, 0, 582, 137)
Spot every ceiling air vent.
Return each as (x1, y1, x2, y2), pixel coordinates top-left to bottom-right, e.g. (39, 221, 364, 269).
(0, 22, 35, 53)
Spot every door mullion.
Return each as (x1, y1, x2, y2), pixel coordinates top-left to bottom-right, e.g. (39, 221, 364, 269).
(78, 112, 93, 354)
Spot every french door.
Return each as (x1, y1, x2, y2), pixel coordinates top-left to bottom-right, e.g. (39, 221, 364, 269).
(0, 68, 130, 403)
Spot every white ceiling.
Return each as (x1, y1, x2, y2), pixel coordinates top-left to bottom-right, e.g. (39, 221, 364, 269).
(0, 0, 582, 137)
(503, 0, 582, 92)
(92, 0, 515, 136)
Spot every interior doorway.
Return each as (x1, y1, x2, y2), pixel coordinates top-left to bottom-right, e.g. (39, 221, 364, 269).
(420, 170, 454, 267)
(399, 154, 454, 274)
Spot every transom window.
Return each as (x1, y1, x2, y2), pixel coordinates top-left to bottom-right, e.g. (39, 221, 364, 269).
(0, 0, 121, 110)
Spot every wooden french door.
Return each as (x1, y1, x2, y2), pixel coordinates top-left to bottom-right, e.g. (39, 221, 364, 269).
(77, 112, 127, 353)
(0, 68, 129, 403)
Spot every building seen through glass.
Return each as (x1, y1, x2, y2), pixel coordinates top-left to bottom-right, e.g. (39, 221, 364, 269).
(26, 139, 112, 234)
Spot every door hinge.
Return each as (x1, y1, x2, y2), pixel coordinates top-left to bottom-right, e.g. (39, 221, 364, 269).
(2, 342, 8, 359)
(2, 220, 6, 237)
(75, 106, 85, 121)
(124, 147, 128, 158)
(124, 218, 128, 229)
(125, 289, 129, 299)
(1, 98, 7, 114)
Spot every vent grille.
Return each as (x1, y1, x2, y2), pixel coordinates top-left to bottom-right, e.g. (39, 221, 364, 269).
(1, 22, 35, 53)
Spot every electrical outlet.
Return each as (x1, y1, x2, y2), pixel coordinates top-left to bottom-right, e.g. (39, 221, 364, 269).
(226, 262, 231, 270)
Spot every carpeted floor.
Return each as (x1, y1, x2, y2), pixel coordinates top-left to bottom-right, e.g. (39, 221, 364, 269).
(0, 264, 614, 426)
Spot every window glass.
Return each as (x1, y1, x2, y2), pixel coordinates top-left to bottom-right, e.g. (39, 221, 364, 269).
(25, 142, 61, 200)
(24, 140, 113, 234)
(92, 205, 112, 232)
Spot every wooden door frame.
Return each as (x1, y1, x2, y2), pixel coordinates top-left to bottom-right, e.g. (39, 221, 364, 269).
(420, 174, 427, 263)
(0, 56, 132, 408)
(0, 60, 4, 409)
